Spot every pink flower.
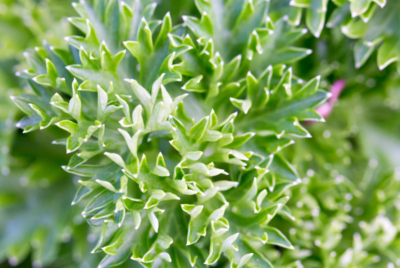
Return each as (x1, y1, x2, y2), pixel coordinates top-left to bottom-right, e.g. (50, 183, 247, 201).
(316, 80, 346, 118)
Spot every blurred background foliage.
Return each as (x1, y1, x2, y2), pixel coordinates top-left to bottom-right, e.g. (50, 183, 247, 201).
(0, 0, 94, 267)
(1, 0, 399, 267)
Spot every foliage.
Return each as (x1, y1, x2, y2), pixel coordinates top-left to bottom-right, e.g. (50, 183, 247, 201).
(9, 0, 330, 266)
(282, 78, 400, 268)
(0, 1, 94, 267)
(1, 0, 400, 268)
(273, 0, 400, 71)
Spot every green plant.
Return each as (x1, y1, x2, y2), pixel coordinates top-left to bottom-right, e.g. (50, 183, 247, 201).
(328, 0, 399, 71)
(267, 74, 400, 268)
(0, 0, 69, 174)
(3, 0, 400, 268)
(0, 1, 96, 267)
(272, 0, 399, 71)
(10, 0, 333, 267)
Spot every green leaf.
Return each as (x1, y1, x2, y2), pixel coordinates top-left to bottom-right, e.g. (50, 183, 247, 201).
(377, 38, 399, 70)
(306, 0, 329, 37)
(125, 79, 153, 118)
(264, 226, 294, 249)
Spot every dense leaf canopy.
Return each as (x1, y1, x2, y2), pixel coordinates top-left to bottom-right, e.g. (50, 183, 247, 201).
(1, 0, 400, 268)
